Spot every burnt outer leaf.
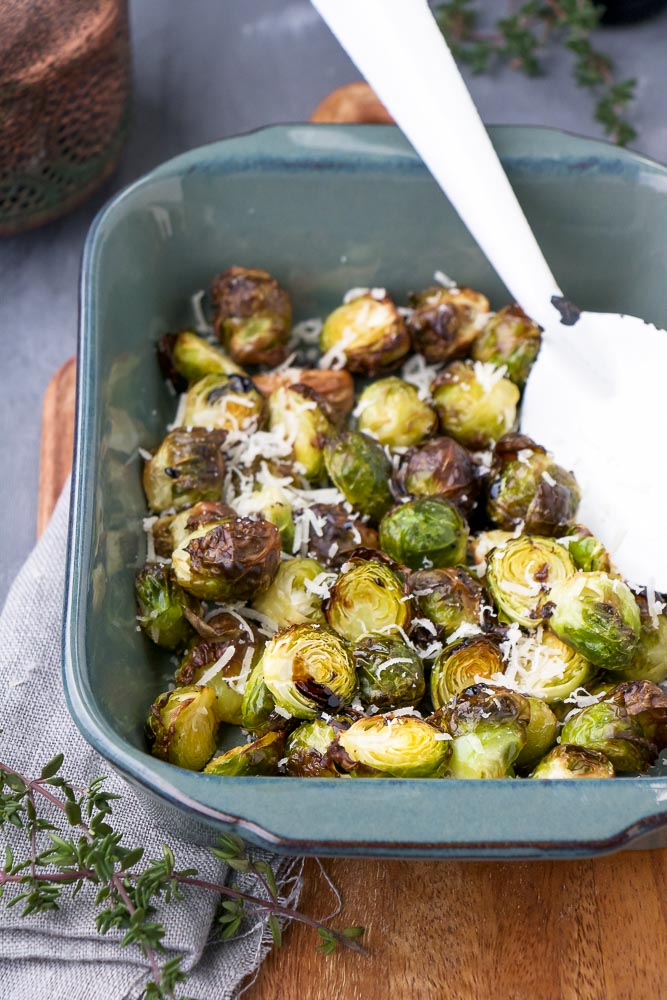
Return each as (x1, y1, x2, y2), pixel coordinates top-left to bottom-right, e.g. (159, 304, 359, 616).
(306, 503, 379, 569)
(407, 300, 470, 364)
(210, 266, 292, 367)
(399, 436, 478, 514)
(185, 517, 281, 599)
(604, 680, 667, 747)
(490, 433, 545, 474)
(157, 332, 183, 388)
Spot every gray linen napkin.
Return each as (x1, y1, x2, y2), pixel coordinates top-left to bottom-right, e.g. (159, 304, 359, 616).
(0, 485, 302, 1000)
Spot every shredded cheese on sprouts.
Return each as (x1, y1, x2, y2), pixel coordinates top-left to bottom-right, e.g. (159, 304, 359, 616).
(472, 361, 508, 393)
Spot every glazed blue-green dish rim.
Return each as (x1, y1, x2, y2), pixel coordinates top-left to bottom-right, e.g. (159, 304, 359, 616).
(64, 123, 667, 859)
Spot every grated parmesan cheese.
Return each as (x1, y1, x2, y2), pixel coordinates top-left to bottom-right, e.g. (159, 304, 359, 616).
(472, 361, 508, 393)
(433, 269, 458, 289)
(190, 289, 212, 333)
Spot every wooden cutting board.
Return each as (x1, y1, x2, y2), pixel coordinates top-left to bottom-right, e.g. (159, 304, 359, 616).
(39, 85, 667, 1000)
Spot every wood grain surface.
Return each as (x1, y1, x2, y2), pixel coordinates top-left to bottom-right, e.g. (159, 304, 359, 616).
(37, 87, 667, 1000)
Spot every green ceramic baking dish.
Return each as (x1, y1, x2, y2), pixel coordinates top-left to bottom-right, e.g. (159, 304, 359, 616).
(64, 124, 667, 859)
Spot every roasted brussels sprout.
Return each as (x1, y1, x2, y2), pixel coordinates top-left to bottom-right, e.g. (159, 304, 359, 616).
(355, 376, 438, 449)
(436, 683, 529, 778)
(487, 434, 580, 535)
(601, 680, 667, 747)
(147, 685, 218, 771)
(430, 635, 504, 709)
(560, 700, 655, 772)
(379, 497, 468, 571)
(233, 485, 295, 552)
(486, 535, 575, 628)
(252, 557, 329, 628)
(240, 660, 277, 734)
(398, 436, 478, 514)
(530, 744, 615, 779)
(324, 559, 411, 642)
(319, 293, 410, 375)
(183, 373, 265, 433)
(331, 713, 450, 778)
(514, 697, 558, 769)
(559, 524, 611, 574)
(469, 530, 515, 569)
(254, 367, 355, 423)
(499, 626, 592, 703)
(406, 286, 489, 364)
(210, 266, 292, 367)
(409, 567, 486, 637)
(352, 633, 425, 711)
(164, 501, 236, 554)
(175, 634, 262, 725)
(172, 516, 281, 601)
(306, 503, 379, 568)
(618, 602, 667, 684)
(471, 304, 541, 387)
(267, 383, 335, 481)
(285, 718, 344, 777)
(431, 360, 520, 449)
(323, 431, 394, 523)
(204, 731, 286, 776)
(135, 563, 198, 649)
(548, 572, 641, 670)
(142, 428, 226, 513)
(261, 624, 357, 719)
(157, 330, 246, 389)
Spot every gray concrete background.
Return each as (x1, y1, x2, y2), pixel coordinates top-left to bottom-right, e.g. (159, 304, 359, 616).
(1, 0, 667, 605)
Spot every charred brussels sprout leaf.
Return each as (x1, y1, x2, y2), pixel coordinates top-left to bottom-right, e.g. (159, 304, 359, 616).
(147, 685, 218, 771)
(135, 563, 198, 649)
(175, 634, 262, 725)
(487, 434, 580, 535)
(437, 683, 530, 779)
(183, 373, 265, 433)
(234, 485, 295, 553)
(352, 633, 425, 711)
(431, 360, 519, 449)
(430, 635, 504, 709)
(204, 731, 286, 776)
(379, 497, 468, 571)
(241, 660, 278, 735)
(324, 431, 394, 523)
(172, 516, 281, 601)
(210, 266, 292, 367)
(261, 624, 357, 719)
(320, 293, 410, 376)
(157, 330, 246, 389)
(252, 557, 329, 628)
(332, 714, 450, 778)
(560, 700, 656, 772)
(601, 680, 667, 748)
(399, 436, 478, 514)
(548, 572, 641, 670)
(407, 286, 489, 364)
(559, 524, 611, 574)
(142, 428, 226, 513)
(530, 744, 615, 779)
(306, 503, 379, 568)
(285, 718, 343, 777)
(486, 535, 576, 628)
(409, 567, 486, 637)
(267, 383, 335, 481)
(514, 697, 558, 770)
(324, 559, 410, 642)
(356, 376, 438, 448)
(472, 304, 541, 387)
(166, 500, 236, 554)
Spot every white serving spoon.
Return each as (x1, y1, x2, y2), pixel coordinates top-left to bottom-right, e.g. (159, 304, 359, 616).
(312, 0, 667, 590)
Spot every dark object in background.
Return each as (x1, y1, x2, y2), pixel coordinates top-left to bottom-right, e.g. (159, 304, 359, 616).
(602, 0, 667, 21)
(0, 0, 131, 236)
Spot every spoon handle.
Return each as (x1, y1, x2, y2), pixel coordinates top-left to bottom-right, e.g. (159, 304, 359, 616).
(312, 0, 562, 329)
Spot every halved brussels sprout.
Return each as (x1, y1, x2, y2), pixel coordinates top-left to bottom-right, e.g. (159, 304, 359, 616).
(486, 536, 576, 628)
(548, 572, 641, 670)
(560, 700, 655, 772)
(331, 713, 450, 778)
(157, 329, 246, 389)
(406, 286, 489, 363)
(210, 266, 292, 367)
(135, 563, 198, 649)
(355, 377, 438, 448)
(398, 437, 478, 515)
(498, 626, 592, 703)
(324, 559, 411, 642)
(431, 360, 520, 449)
(514, 697, 558, 770)
(618, 602, 667, 684)
(319, 293, 410, 375)
(183, 373, 265, 433)
(530, 744, 615, 779)
(240, 660, 277, 735)
(306, 503, 379, 568)
(142, 428, 226, 513)
(430, 635, 504, 709)
(379, 497, 469, 571)
(471, 304, 541, 387)
(409, 567, 486, 637)
(324, 431, 394, 523)
(261, 623, 357, 719)
(435, 683, 529, 778)
(487, 434, 580, 535)
(252, 557, 329, 628)
(285, 718, 344, 777)
(147, 685, 218, 771)
(203, 730, 286, 776)
(601, 680, 667, 748)
(172, 516, 281, 601)
(352, 633, 425, 711)
(175, 636, 261, 725)
(267, 383, 335, 481)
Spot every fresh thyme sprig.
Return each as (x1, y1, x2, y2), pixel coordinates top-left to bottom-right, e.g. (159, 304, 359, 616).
(0, 756, 365, 1000)
(434, 0, 638, 145)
